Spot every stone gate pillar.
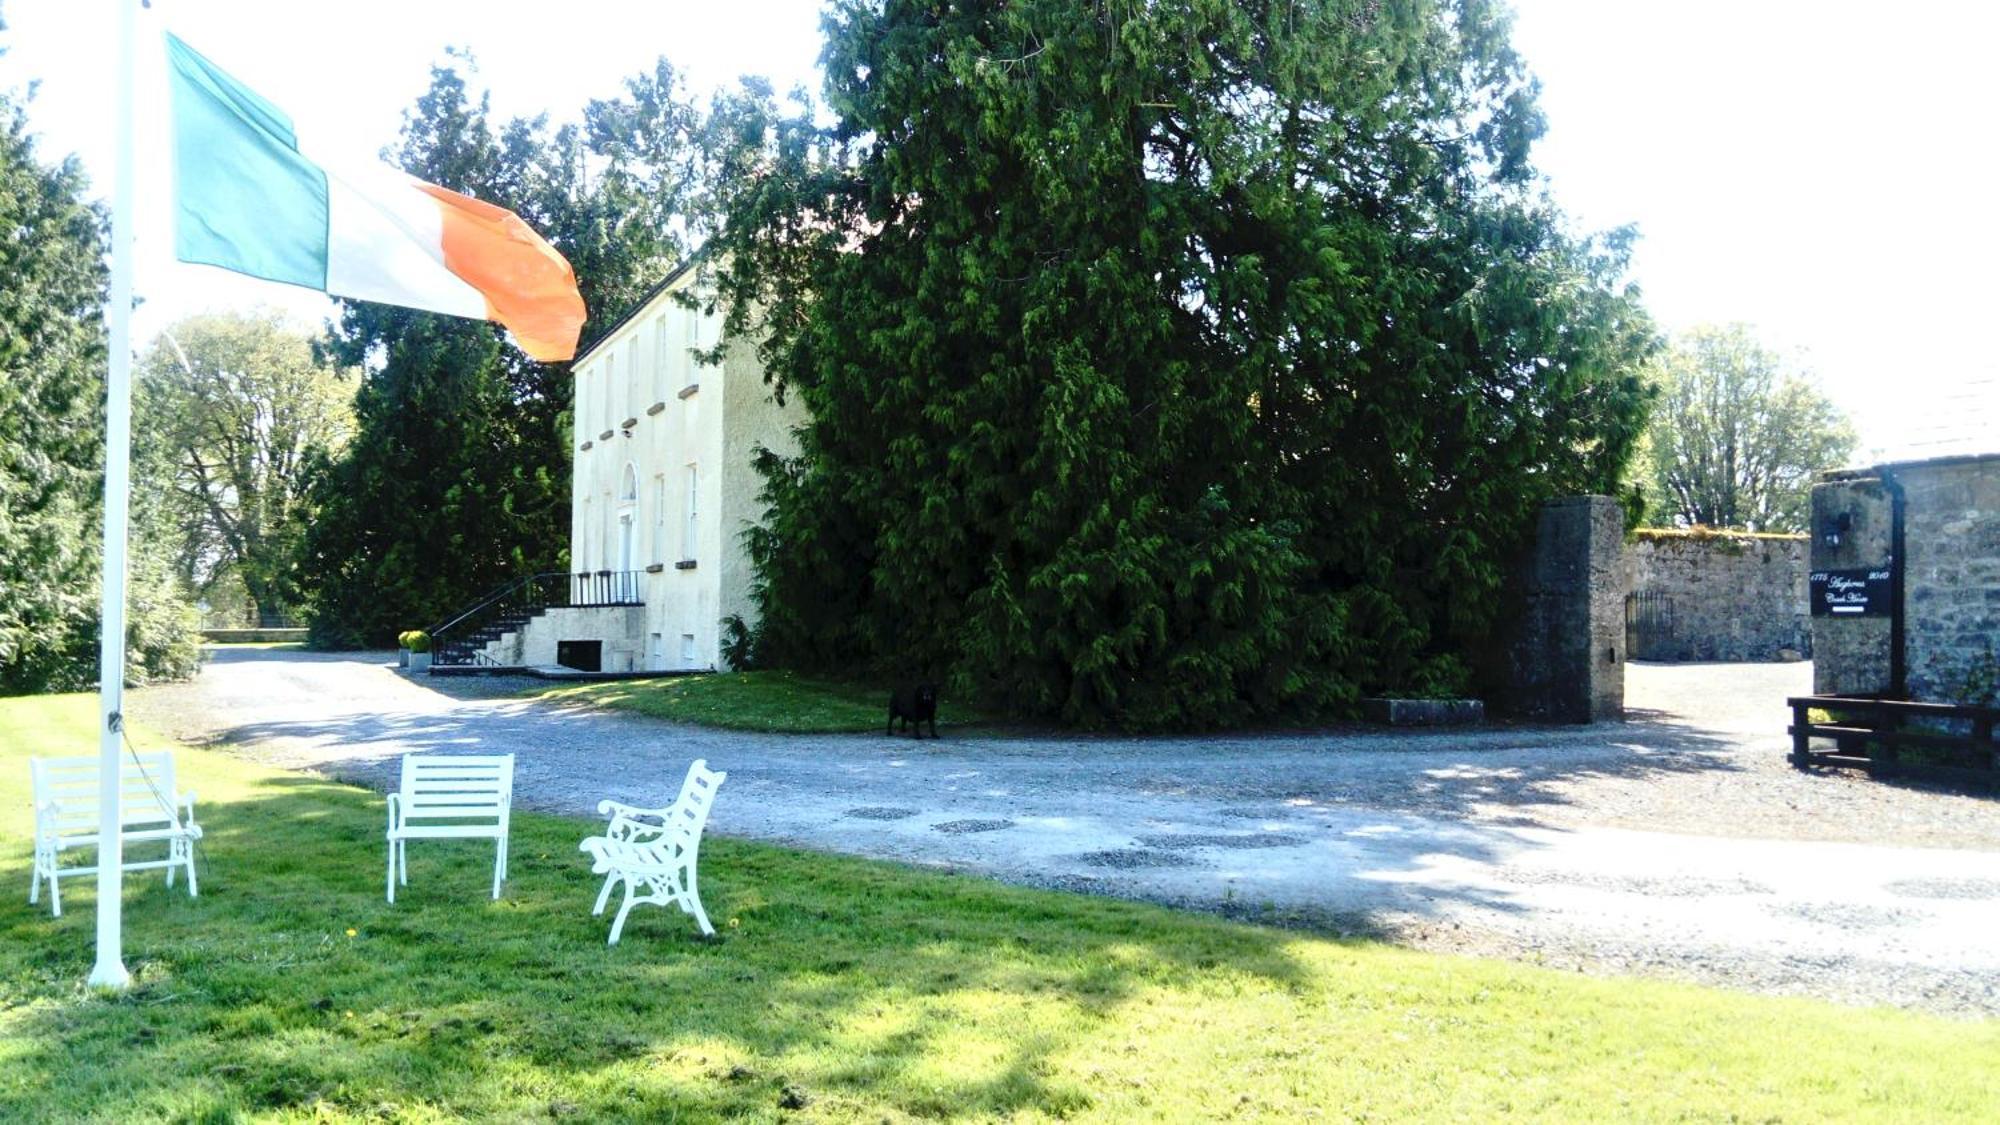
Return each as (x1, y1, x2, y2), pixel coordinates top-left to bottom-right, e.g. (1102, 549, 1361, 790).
(1504, 495, 1626, 723)
(1808, 473, 1895, 697)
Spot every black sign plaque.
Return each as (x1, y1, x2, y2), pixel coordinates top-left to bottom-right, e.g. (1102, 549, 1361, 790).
(1809, 566, 1891, 618)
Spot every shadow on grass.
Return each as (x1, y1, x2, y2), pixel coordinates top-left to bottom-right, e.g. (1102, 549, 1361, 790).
(0, 773, 1319, 1120)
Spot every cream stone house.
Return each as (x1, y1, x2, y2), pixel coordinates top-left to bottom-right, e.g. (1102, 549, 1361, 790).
(435, 262, 801, 672)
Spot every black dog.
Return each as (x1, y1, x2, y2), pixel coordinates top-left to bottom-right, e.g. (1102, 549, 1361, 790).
(887, 682, 939, 739)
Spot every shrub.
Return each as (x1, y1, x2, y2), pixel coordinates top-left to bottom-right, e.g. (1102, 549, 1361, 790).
(400, 631, 431, 653)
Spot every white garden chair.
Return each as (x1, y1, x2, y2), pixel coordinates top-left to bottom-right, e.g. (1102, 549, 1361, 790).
(30, 753, 201, 917)
(385, 753, 514, 903)
(579, 759, 726, 944)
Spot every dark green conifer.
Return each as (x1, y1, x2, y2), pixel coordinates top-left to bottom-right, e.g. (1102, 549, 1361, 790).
(711, 0, 1655, 728)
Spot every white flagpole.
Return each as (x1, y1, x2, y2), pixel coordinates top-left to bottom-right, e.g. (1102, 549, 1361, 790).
(88, 0, 141, 991)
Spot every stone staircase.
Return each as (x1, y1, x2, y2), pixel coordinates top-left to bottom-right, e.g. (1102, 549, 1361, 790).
(427, 571, 643, 670)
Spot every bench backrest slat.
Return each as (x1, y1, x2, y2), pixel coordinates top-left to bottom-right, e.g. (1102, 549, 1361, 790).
(32, 754, 184, 835)
(661, 758, 725, 851)
(397, 753, 513, 828)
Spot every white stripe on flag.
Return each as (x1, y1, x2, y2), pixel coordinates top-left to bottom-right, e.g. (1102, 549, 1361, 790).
(312, 150, 488, 321)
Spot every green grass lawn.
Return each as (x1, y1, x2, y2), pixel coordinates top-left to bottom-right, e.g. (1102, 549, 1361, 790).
(2, 693, 1997, 1122)
(529, 670, 991, 734)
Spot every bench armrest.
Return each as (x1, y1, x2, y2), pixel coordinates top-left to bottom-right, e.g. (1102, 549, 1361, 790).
(597, 799, 672, 819)
(597, 800, 676, 844)
(178, 791, 200, 832)
(385, 791, 402, 832)
(32, 797, 60, 838)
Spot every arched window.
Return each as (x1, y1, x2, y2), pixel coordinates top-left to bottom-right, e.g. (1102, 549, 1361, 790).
(619, 463, 639, 503)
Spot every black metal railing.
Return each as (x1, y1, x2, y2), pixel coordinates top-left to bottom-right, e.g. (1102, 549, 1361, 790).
(428, 571, 645, 668)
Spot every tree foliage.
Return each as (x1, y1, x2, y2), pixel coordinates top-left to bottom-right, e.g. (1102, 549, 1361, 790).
(0, 89, 197, 693)
(137, 311, 355, 624)
(709, 0, 1657, 728)
(301, 58, 706, 647)
(1642, 324, 1856, 532)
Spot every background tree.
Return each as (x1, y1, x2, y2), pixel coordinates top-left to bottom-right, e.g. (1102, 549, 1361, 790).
(301, 57, 705, 647)
(1642, 323, 1857, 532)
(137, 312, 355, 625)
(708, 0, 1656, 729)
(0, 76, 197, 692)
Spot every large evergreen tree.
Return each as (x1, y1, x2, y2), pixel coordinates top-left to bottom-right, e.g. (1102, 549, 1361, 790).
(0, 84, 198, 692)
(302, 59, 704, 647)
(710, 0, 1656, 728)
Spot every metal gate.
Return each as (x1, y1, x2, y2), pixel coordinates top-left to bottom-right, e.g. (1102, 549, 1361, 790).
(1625, 590, 1677, 661)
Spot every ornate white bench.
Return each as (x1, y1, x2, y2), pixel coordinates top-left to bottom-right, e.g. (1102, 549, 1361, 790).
(386, 753, 514, 903)
(31, 753, 201, 917)
(580, 759, 726, 944)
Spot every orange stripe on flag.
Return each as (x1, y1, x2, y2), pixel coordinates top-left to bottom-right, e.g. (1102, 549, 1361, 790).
(416, 182, 586, 362)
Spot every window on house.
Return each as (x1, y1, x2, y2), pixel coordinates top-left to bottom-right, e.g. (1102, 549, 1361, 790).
(604, 490, 617, 571)
(575, 365, 591, 444)
(683, 304, 701, 389)
(624, 337, 640, 421)
(680, 632, 697, 668)
(619, 463, 638, 503)
(603, 352, 617, 434)
(652, 473, 667, 565)
(652, 313, 669, 405)
(579, 497, 592, 570)
(682, 463, 699, 561)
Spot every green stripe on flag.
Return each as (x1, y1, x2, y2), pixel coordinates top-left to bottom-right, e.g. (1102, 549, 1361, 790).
(166, 34, 328, 290)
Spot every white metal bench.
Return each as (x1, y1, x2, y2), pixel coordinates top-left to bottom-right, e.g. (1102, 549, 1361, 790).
(31, 753, 201, 917)
(580, 759, 726, 944)
(386, 753, 514, 903)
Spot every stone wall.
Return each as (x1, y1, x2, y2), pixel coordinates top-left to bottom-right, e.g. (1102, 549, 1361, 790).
(485, 606, 648, 672)
(1626, 530, 1809, 662)
(1810, 453, 2000, 705)
(1501, 495, 1626, 722)
(1898, 456, 2000, 706)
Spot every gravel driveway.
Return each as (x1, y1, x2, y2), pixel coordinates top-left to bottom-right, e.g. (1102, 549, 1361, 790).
(133, 649, 2000, 1014)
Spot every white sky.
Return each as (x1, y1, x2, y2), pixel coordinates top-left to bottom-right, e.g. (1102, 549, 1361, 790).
(3, 0, 1995, 461)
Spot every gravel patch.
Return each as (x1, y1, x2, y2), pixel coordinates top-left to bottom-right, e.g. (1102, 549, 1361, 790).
(1216, 807, 1284, 821)
(1075, 849, 1196, 869)
(1495, 870, 1775, 897)
(931, 819, 1015, 835)
(844, 807, 919, 821)
(1771, 902, 1928, 929)
(1884, 877, 2000, 900)
(1136, 833, 1308, 851)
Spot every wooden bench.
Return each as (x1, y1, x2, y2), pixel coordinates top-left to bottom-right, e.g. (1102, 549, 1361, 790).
(1788, 695, 1999, 789)
(31, 753, 201, 917)
(386, 754, 514, 903)
(580, 759, 726, 944)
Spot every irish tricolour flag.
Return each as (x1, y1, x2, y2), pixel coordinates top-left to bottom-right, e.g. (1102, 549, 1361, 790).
(166, 34, 585, 361)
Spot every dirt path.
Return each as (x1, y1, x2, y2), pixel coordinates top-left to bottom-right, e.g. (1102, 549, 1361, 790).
(132, 649, 2000, 1013)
